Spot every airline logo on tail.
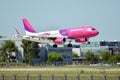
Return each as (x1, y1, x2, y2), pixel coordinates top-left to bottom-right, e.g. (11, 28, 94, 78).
(22, 18, 99, 47)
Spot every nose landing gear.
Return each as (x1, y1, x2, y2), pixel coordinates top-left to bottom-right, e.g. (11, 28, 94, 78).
(53, 44, 57, 48)
(67, 41, 72, 47)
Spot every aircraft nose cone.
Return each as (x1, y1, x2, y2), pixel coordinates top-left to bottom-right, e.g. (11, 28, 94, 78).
(94, 30, 99, 36)
(92, 30, 99, 36)
(96, 31, 99, 35)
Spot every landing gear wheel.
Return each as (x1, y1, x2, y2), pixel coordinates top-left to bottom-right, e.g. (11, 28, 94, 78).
(67, 44, 72, 47)
(88, 42, 90, 44)
(53, 44, 57, 48)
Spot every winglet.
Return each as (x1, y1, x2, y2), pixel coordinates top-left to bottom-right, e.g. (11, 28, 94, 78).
(22, 18, 36, 33)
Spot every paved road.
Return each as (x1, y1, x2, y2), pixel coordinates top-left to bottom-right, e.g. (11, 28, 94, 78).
(0, 68, 120, 71)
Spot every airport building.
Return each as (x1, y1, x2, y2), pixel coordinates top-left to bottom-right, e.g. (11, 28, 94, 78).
(80, 42, 100, 57)
(100, 41, 120, 55)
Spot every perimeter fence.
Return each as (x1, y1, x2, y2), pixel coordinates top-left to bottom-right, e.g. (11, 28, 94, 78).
(0, 75, 120, 80)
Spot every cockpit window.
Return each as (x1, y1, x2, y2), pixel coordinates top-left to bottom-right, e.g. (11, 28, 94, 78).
(92, 28, 95, 30)
(88, 28, 96, 32)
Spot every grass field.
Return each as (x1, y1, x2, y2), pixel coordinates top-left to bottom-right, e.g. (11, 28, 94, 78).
(0, 70, 120, 76)
(0, 70, 120, 80)
(0, 65, 120, 80)
(0, 65, 120, 76)
(1, 65, 120, 68)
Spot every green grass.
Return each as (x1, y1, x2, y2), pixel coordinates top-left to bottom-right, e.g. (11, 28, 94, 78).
(0, 69, 120, 76)
(0, 69, 120, 80)
(1, 65, 120, 69)
(0, 65, 120, 76)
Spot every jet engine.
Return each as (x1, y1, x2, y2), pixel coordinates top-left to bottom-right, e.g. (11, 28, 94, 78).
(75, 38, 88, 43)
(54, 38, 66, 44)
(75, 38, 90, 44)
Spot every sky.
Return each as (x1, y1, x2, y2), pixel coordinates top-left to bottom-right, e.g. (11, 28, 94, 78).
(0, 0, 120, 41)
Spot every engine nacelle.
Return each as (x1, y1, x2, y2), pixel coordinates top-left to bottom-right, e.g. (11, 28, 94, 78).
(75, 38, 87, 43)
(54, 38, 66, 44)
(75, 38, 90, 44)
(81, 41, 90, 44)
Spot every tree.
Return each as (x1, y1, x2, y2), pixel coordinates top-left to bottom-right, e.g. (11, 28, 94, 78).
(0, 45, 7, 62)
(0, 40, 18, 62)
(85, 50, 99, 64)
(47, 52, 63, 63)
(109, 56, 117, 63)
(109, 54, 120, 63)
(0, 52, 6, 62)
(101, 51, 110, 63)
(115, 54, 120, 62)
(21, 39, 40, 64)
(72, 52, 79, 58)
(85, 50, 94, 62)
(94, 55, 100, 62)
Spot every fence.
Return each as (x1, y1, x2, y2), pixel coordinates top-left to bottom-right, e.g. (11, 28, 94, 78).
(0, 75, 120, 80)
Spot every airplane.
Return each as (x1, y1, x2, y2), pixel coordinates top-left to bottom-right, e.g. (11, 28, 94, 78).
(14, 28, 23, 38)
(15, 28, 20, 34)
(22, 18, 99, 47)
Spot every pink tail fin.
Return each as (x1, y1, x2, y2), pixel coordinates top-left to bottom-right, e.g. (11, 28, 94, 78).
(15, 28, 20, 34)
(22, 18, 36, 33)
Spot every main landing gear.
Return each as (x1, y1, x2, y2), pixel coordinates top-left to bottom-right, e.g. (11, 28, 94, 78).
(53, 44, 57, 48)
(67, 41, 72, 47)
(53, 41, 72, 48)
